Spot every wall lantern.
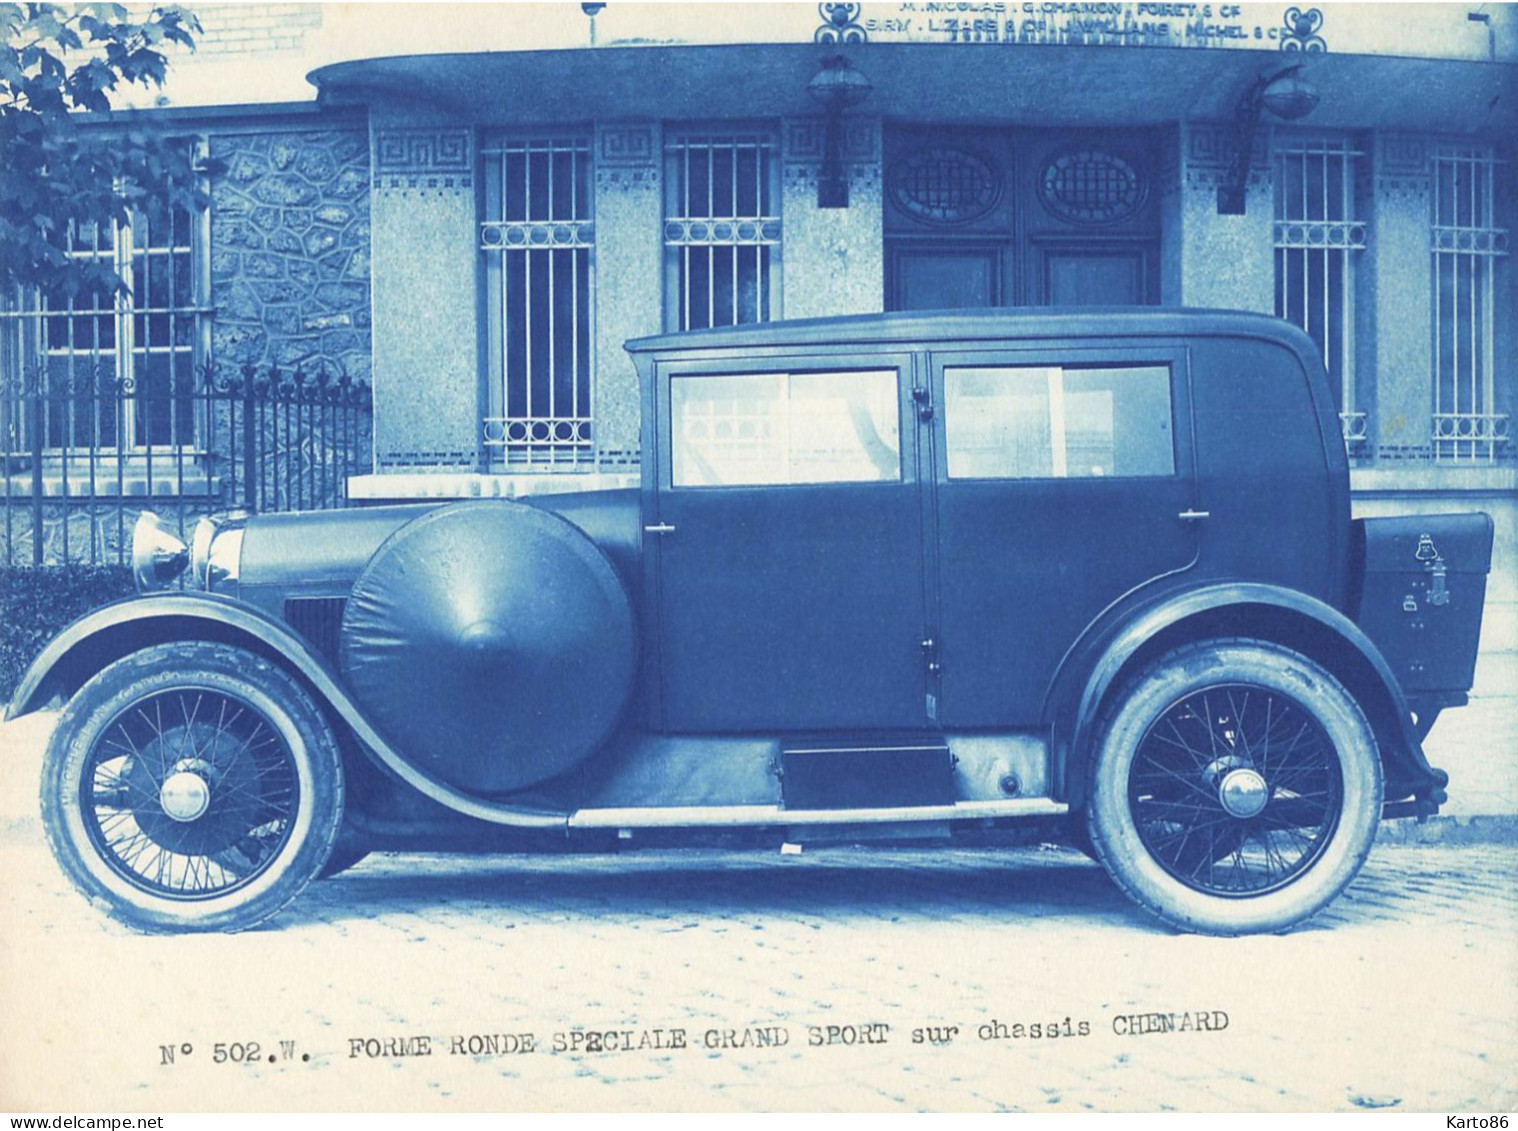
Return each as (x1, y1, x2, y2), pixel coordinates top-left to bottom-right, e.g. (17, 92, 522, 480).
(807, 55, 872, 209)
(1217, 64, 1319, 215)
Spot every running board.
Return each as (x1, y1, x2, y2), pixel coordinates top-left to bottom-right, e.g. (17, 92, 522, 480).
(567, 798, 1069, 830)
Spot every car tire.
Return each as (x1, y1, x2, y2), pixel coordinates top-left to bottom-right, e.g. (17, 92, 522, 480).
(40, 642, 344, 933)
(1085, 638, 1381, 936)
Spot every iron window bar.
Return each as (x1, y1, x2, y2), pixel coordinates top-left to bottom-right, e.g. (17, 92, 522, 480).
(480, 134, 595, 469)
(1273, 135, 1366, 453)
(664, 129, 781, 331)
(1431, 144, 1507, 463)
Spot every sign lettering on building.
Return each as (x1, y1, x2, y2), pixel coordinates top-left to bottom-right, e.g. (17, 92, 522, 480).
(843, 3, 1330, 50)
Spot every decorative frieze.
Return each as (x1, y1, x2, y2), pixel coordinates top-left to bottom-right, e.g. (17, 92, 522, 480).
(782, 116, 882, 199)
(1375, 177, 1431, 207)
(783, 118, 879, 164)
(1379, 134, 1429, 177)
(596, 447, 641, 469)
(598, 124, 657, 166)
(782, 163, 881, 193)
(1373, 133, 1432, 204)
(594, 167, 659, 193)
(372, 129, 473, 191)
(379, 449, 476, 471)
(594, 124, 660, 196)
(1168, 122, 1271, 192)
(1185, 123, 1233, 170)
(1376, 443, 1437, 463)
(1184, 166, 1271, 191)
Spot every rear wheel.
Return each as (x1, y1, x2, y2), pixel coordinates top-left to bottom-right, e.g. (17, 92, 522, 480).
(41, 642, 343, 933)
(1086, 639, 1381, 935)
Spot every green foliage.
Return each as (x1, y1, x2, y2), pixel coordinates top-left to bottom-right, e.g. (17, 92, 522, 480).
(0, 2, 208, 298)
(0, 564, 133, 699)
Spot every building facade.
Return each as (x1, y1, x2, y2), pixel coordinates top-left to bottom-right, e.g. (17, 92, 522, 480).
(4, 2, 1515, 641)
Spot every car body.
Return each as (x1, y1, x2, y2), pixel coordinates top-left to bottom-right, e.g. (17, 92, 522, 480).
(11, 308, 1495, 934)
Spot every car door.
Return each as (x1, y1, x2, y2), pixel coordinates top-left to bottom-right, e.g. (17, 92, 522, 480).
(927, 343, 1200, 725)
(649, 353, 930, 733)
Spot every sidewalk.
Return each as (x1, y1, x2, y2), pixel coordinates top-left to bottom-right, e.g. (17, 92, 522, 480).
(1394, 649, 1518, 842)
(1, 837, 1513, 1111)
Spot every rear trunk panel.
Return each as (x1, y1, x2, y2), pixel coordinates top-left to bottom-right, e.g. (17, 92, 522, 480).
(1353, 513, 1494, 696)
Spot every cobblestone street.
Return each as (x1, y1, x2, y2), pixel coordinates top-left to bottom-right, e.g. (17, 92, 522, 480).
(1, 710, 1515, 1113)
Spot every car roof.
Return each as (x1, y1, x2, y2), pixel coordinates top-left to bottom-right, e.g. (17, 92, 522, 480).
(625, 306, 1316, 356)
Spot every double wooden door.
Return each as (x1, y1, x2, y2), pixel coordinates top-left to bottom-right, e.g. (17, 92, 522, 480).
(885, 127, 1160, 312)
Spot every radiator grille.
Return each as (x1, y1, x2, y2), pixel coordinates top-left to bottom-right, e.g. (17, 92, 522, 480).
(284, 597, 347, 666)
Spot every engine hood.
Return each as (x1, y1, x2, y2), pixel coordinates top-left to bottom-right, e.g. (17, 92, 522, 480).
(233, 490, 642, 614)
(239, 504, 439, 596)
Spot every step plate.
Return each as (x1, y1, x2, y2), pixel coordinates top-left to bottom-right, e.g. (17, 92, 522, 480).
(781, 743, 955, 810)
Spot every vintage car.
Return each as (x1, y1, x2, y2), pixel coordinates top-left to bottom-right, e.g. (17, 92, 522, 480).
(10, 309, 1495, 936)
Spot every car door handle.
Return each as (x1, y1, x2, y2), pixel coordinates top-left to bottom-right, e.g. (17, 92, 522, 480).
(1178, 509, 1211, 522)
(643, 523, 677, 535)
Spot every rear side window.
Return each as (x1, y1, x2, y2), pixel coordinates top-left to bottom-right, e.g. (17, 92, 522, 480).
(671, 369, 901, 487)
(943, 364, 1174, 480)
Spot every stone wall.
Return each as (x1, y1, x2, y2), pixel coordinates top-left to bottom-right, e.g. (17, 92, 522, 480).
(209, 128, 372, 384)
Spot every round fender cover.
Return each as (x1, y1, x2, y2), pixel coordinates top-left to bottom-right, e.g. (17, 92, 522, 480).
(339, 500, 637, 795)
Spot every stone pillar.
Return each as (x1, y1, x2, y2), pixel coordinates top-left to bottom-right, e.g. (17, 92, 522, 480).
(779, 116, 883, 319)
(1362, 133, 1433, 460)
(1158, 122, 1274, 312)
(369, 121, 479, 472)
(592, 122, 664, 468)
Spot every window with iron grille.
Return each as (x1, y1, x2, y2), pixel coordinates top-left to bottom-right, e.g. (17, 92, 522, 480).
(480, 134, 594, 468)
(664, 129, 781, 331)
(1273, 136, 1367, 448)
(1, 174, 209, 459)
(1431, 144, 1509, 462)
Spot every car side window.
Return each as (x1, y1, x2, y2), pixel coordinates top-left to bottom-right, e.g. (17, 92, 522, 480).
(943, 364, 1175, 480)
(671, 369, 901, 487)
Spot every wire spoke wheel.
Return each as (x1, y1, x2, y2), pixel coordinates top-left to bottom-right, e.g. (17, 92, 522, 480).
(42, 642, 343, 933)
(1086, 639, 1381, 935)
(82, 688, 301, 900)
(1128, 683, 1343, 897)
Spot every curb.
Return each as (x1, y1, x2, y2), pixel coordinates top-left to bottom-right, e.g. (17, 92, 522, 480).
(1375, 814, 1518, 846)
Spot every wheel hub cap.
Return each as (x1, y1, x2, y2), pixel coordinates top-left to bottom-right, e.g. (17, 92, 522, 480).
(1218, 768, 1269, 818)
(159, 771, 211, 822)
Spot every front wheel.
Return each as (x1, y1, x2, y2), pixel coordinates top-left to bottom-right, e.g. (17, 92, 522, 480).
(41, 642, 344, 932)
(1086, 639, 1381, 935)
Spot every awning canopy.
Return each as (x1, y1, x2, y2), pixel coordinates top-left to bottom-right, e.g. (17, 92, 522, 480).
(310, 41, 1517, 134)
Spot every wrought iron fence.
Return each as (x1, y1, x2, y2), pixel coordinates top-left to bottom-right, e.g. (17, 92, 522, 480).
(1, 361, 372, 567)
